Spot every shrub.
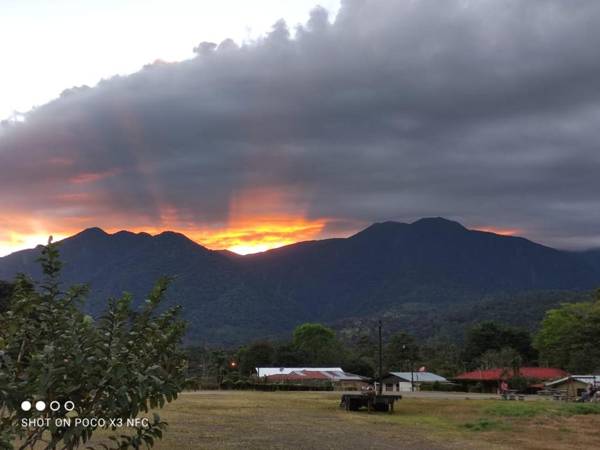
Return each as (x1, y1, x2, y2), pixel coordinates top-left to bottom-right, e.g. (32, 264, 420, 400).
(0, 240, 188, 449)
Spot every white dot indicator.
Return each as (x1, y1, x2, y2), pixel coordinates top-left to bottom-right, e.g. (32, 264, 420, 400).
(49, 401, 61, 412)
(35, 401, 46, 411)
(21, 401, 32, 411)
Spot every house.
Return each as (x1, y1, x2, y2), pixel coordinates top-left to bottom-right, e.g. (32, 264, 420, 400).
(256, 367, 369, 390)
(256, 367, 343, 377)
(453, 367, 568, 393)
(544, 375, 600, 398)
(377, 372, 450, 393)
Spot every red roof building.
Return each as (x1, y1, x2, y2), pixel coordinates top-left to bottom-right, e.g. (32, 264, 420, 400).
(266, 370, 331, 382)
(262, 369, 368, 390)
(454, 367, 567, 382)
(453, 367, 568, 393)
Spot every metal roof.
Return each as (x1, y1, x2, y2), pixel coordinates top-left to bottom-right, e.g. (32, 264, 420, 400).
(259, 368, 366, 382)
(546, 375, 600, 387)
(321, 370, 369, 381)
(256, 367, 343, 378)
(386, 372, 448, 383)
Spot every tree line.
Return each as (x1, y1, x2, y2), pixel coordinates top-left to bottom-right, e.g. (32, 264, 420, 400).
(186, 290, 600, 386)
(186, 322, 532, 385)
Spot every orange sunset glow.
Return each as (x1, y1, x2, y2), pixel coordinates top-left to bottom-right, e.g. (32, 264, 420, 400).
(0, 217, 328, 257)
(473, 227, 521, 237)
(0, 230, 71, 257)
(194, 217, 327, 254)
(0, 187, 331, 257)
(185, 188, 330, 254)
(0, 219, 529, 258)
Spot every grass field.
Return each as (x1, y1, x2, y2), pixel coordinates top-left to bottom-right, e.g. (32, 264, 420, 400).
(18, 391, 600, 449)
(114, 391, 600, 449)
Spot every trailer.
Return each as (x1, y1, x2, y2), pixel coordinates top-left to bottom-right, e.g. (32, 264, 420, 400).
(340, 393, 401, 412)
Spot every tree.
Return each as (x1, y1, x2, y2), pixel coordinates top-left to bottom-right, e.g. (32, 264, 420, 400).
(0, 280, 13, 314)
(292, 323, 340, 365)
(535, 290, 600, 373)
(272, 342, 305, 367)
(419, 338, 462, 378)
(342, 335, 377, 377)
(385, 331, 419, 372)
(477, 347, 522, 372)
(463, 321, 535, 368)
(237, 341, 274, 377)
(0, 239, 187, 449)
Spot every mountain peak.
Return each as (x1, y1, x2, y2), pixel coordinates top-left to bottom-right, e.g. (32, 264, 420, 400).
(155, 230, 188, 240)
(411, 217, 467, 231)
(154, 230, 210, 251)
(353, 217, 467, 239)
(74, 227, 109, 238)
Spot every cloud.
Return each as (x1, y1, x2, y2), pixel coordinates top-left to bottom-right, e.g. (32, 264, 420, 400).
(2, 0, 600, 249)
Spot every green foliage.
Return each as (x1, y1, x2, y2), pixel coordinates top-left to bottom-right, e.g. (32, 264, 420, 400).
(486, 402, 546, 417)
(462, 418, 502, 432)
(477, 347, 522, 371)
(385, 331, 419, 372)
(534, 290, 600, 373)
(339, 335, 376, 377)
(272, 342, 306, 367)
(0, 239, 187, 449)
(185, 346, 236, 386)
(292, 323, 340, 366)
(507, 376, 529, 393)
(486, 401, 600, 418)
(0, 281, 13, 314)
(418, 339, 462, 378)
(562, 403, 600, 415)
(237, 342, 274, 377)
(463, 321, 535, 368)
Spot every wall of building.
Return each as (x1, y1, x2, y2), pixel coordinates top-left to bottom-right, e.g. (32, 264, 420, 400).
(556, 380, 588, 398)
(335, 380, 369, 391)
(381, 379, 414, 392)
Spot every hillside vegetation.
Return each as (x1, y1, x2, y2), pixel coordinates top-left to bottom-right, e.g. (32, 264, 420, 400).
(1, 218, 599, 345)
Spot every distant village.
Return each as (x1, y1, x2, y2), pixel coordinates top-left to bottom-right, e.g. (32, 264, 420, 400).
(187, 310, 600, 403)
(252, 366, 599, 402)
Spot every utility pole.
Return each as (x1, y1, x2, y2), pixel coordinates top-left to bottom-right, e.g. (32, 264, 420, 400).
(404, 344, 414, 392)
(378, 320, 383, 396)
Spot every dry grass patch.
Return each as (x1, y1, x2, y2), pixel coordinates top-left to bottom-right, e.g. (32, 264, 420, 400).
(13, 392, 600, 449)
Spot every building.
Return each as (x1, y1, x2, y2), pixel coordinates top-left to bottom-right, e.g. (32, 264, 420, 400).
(256, 367, 369, 390)
(454, 367, 568, 393)
(544, 375, 600, 398)
(378, 372, 450, 393)
(256, 367, 343, 377)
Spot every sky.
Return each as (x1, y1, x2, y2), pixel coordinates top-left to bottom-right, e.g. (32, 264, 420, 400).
(1, 0, 600, 256)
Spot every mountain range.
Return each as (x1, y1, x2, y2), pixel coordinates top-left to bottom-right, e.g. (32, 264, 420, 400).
(1, 218, 599, 345)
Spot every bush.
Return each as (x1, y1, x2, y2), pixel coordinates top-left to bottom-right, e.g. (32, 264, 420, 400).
(0, 240, 188, 449)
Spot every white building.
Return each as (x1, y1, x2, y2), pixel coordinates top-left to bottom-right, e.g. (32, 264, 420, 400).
(256, 367, 344, 378)
(379, 372, 449, 392)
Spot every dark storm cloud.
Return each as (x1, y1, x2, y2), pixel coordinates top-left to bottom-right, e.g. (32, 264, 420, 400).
(1, 0, 600, 248)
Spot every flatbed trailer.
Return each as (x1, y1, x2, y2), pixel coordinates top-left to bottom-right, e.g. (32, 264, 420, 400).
(340, 393, 401, 412)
